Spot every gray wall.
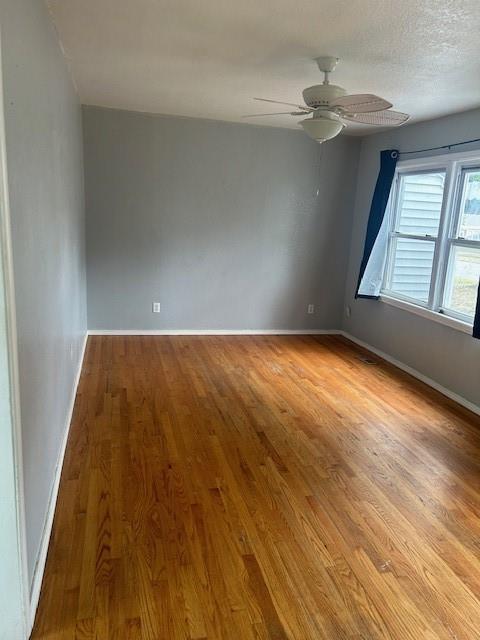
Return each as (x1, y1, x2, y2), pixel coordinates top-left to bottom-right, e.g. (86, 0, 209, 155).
(0, 0, 87, 582)
(84, 106, 360, 331)
(343, 108, 480, 407)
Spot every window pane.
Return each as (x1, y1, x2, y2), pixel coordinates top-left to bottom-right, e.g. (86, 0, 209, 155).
(396, 172, 445, 236)
(389, 238, 435, 302)
(443, 246, 480, 318)
(457, 169, 480, 241)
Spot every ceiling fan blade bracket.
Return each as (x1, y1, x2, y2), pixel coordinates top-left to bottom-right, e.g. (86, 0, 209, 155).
(242, 111, 303, 118)
(253, 97, 313, 112)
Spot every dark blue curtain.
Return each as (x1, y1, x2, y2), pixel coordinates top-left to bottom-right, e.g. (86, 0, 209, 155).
(473, 279, 480, 339)
(355, 149, 399, 299)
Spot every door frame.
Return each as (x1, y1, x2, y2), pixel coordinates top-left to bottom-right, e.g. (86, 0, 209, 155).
(0, 27, 30, 638)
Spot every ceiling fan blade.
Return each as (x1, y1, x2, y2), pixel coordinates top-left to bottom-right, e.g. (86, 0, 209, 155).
(342, 110, 410, 126)
(242, 111, 303, 118)
(331, 94, 393, 113)
(253, 97, 313, 112)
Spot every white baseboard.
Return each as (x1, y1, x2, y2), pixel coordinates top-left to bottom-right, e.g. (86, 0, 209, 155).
(340, 331, 480, 417)
(87, 329, 342, 336)
(28, 331, 88, 632)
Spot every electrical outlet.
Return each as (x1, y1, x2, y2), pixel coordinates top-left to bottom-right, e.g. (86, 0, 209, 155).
(346, 305, 352, 318)
(307, 304, 315, 314)
(152, 302, 161, 313)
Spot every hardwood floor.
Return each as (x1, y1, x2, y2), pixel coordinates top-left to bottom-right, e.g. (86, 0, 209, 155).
(31, 335, 480, 639)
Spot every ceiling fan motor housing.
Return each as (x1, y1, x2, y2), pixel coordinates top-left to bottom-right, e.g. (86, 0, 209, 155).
(302, 84, 347, 109)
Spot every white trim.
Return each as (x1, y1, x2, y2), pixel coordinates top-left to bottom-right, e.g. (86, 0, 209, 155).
(340, 331, 480, 417)
(0, 35, 30, 638)
(380, 294, 472, 334)
(87, 329, 341, 336)
(28, 332, 88, 632)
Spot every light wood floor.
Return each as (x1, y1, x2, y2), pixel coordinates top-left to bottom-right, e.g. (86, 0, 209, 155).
(32, 335, 480, 639)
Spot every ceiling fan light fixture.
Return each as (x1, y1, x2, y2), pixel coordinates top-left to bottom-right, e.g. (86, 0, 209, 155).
(300, 113, 345, 144)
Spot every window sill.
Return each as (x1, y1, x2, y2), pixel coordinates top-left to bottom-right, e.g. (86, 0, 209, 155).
(379, 294, 473, 335)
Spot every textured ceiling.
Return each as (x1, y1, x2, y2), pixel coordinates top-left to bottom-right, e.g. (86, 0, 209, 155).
(46, 0, 480, 134)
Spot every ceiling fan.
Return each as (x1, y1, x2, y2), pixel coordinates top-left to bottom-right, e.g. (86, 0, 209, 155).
(244, 57, 409, 143)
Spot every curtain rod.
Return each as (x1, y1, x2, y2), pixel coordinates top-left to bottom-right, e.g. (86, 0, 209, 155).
(399, 137, 480, 156)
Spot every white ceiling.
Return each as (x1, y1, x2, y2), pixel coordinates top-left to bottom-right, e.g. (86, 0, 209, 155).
(46, 0, 480, 135)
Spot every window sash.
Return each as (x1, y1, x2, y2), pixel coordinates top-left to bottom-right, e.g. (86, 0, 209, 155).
(390, 168, 446, 239)
(384, 168, 448, 308)
(452, 166, 480, 241)
(438, 164, 480, 321)
(383, 234, 437, 308)
(381, 150, 480, 325)
(440, 243, 480, 321)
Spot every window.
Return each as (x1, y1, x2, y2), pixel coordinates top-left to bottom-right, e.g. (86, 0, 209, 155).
(382, 151, 480, 325)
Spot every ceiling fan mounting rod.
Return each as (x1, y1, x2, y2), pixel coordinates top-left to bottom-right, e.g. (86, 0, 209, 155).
(314, 56, 339, 87)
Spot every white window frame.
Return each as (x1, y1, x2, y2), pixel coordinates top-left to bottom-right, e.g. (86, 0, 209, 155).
(381, 149, 480, 329)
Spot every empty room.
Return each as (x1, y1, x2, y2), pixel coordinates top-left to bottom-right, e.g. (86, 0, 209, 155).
(1, 0, 480, 638)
